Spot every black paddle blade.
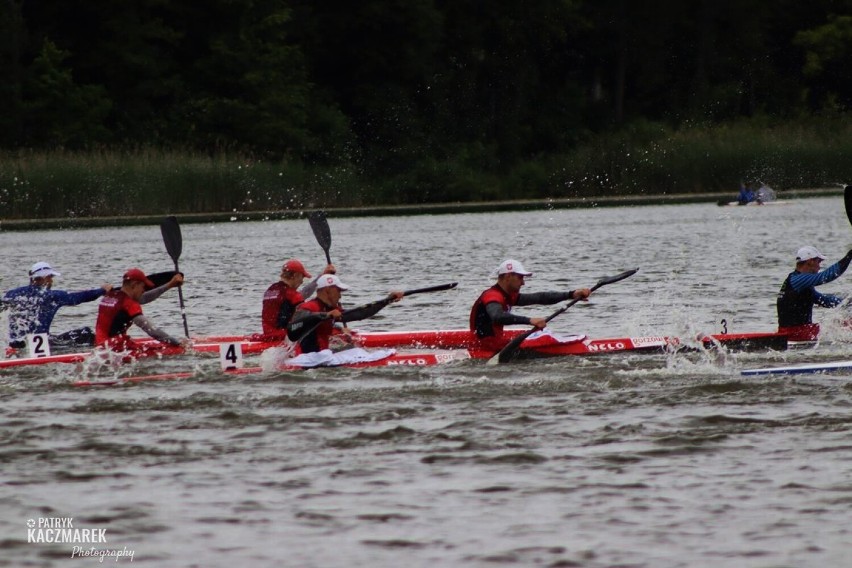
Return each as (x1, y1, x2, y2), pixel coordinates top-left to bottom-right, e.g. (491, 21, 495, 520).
(308, 211, 332, 263)
(845, 186, 852, 225)
(147, 270, 180, 289)
(592, 269, 638, 290)
(160, 216, 183, 262)
(115, 271, 179, 291)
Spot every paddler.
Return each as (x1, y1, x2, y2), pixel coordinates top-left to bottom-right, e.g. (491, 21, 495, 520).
(470, 259, 591, 350)
(288, 274, 403, 353)
(261, 259, 336, 340)
(1, 261, 112, 350)
(777, 246, 852, 341)
(95, 268, 188, 351)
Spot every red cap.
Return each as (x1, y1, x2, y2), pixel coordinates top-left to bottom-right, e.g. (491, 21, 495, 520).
(283, 259, 311, 278)
(123, 268, 155, 289)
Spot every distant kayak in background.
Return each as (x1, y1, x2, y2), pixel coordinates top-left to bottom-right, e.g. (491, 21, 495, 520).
(717, 199, 789, 207)
(718, 181, 783, 206)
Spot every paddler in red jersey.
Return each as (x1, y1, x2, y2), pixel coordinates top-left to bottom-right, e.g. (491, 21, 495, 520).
(470, 259, 591, 351)
(95, 268, 187, 352)
(261, 259, 336, 340)
(288, 274, 403, 354)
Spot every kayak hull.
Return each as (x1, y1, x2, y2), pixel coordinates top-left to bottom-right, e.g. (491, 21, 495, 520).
(73, 349, 472, 386)
(355, 329, 787, 354)
(3, 330, 787, 370)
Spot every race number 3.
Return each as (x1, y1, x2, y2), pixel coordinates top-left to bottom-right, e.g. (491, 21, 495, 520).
(219, 342, 244, 370)
(26, 333, 51, 358)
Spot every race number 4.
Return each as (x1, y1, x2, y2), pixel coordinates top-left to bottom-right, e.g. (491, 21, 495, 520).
(27, 333, 51, 358)
(219, 342, 244, 370)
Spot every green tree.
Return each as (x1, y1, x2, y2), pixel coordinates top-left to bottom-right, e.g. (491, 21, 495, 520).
(795, 14, 852, 111)
(0, 0, 24, 146)
(175, 0, 350, 160)
(21, 39, 112, 147)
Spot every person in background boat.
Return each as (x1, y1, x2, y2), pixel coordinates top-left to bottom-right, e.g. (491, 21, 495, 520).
(288, 274, 403, 353)
(777, 246, 852, 341)
(261, 259, 336, 340)
(738, 182, 756, 205)
(95, 268, 188, 351)
(1, 261, 111, 350)
(470, 259, 591, 350)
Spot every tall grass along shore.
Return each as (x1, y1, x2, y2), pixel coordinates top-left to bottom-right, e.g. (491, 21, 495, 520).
(2, 118, 851, 225)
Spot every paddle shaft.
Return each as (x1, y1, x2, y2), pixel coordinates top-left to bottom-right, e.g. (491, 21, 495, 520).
(160, 216, 190, 337)
(488, 269, 638, 365)
(844, 185, 852, 225)
(173, 263, 190, 337)
(353, 282, 459, 312)
(286, 282, 458, 355)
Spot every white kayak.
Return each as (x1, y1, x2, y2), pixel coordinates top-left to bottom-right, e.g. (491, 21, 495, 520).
(741, 359, 852, 376)
(717, 200, 789, 207)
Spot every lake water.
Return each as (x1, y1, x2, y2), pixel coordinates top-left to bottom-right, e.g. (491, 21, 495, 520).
(2, 198, 852, 567)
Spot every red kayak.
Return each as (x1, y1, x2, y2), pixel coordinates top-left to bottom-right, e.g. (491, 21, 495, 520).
(351, 329, 787, 355)
(3, 328, 786, 371)
(197, 328, 787, 354)
(0, 339, 268, 370)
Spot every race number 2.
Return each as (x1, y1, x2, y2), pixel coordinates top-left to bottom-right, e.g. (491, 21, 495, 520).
(219, 342, 244, 370)
(26, 333, 51, 358)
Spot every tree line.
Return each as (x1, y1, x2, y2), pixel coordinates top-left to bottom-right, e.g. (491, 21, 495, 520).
(1, 0, 850, 206)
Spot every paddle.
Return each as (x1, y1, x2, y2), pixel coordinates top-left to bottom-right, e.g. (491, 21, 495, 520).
(350, 282, 458, 313)
(147, 271, 180, 289)
(309, 210, 332, 265)
(486, 269, 639, 366)
(844, 185, 852, 223)
(285, 282, 459, 356)
(113, 271, 179, 291)
(160, 216, 190, 337)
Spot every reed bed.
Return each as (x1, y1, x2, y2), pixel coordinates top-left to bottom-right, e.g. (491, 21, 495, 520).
(2, 118, 851, 220)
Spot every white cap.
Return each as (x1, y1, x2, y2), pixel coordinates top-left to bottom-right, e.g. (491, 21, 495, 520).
(29, 262, 61, 279)
(316, 274, 350, 291)
(495, 259, 532, 276)
(796, 246, 826, 262)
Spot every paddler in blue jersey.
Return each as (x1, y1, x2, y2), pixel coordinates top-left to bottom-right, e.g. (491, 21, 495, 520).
(1, 261, 112, 350)
(470, 259, 591, 351)
(777, 246, 852, 341)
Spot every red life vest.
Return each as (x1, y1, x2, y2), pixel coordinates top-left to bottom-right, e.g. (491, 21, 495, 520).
(295, 298, 339, 353)
(261, 281, 304, 337)
(95, 290, 143, 347)
(469, 284, 519, 339)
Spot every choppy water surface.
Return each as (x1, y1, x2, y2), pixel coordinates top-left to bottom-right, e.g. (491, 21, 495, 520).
(2, 199, 852, 567)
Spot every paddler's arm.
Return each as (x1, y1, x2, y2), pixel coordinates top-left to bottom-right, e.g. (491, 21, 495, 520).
(814, 290, 844, 308)
(287, 307, 341, 340)
(516, 289, 591, 306)
(340, 291, 403, 323)
(131, 314, 185, 346)
(54, 284, 112, 306)
(789, 251, 852, 292)
(485, 302, 545, 328)
(140, 273, 184, 305)
(299, 264, 336, 297)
